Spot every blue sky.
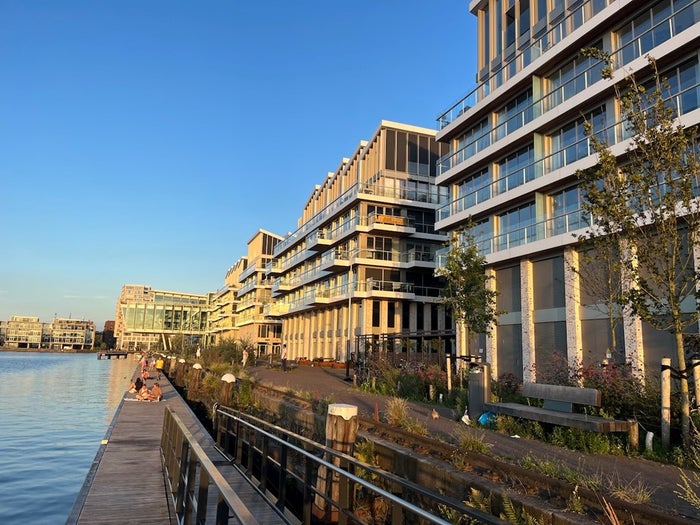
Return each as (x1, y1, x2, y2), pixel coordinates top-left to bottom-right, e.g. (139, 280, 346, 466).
(0, 1, 476, 329)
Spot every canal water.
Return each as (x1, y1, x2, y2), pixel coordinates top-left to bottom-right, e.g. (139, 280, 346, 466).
(0, 352, 136, 524)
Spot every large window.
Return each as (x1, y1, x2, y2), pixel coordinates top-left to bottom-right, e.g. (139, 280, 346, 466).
(548, 106, 605, 171)
(550, 185, 584, 235)
(458, 168, 491, 209)
(497, 145, 535, 193)
(617, 0, 692, 66)
(498, 202, 536, 249)
(495, 89, 533, 139)
(367, 236, 393, 260)
(546, 45, 603, 110)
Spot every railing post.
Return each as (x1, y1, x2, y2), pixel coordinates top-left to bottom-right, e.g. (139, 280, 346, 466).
(313, 404, 358, 524)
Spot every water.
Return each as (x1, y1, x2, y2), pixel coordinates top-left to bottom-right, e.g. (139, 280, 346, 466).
(0, 352, 136, 525)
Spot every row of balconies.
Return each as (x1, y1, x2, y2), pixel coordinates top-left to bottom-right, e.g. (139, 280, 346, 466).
(267, 278, 443, 317)
(273, 176, 445, 259)
(437, 0, 614, 129)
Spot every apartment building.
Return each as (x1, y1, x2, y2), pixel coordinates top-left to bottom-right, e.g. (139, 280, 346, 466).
(48, 318, 95, 350)
(4, 316, 49, 348)
(266, 120, 453, 363)
(435, 0, 700, 380)
(208, 259, 245, 345)
(2, 315, 95, 350)
(114, 284, 209, 352)
(235, 230, 284, 357)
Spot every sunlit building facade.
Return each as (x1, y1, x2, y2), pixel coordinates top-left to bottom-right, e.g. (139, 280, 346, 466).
(235, 230, 283, 357)
(207, 259, 245, 345)
(48, 318, 96, 350)
(266, 121, 454, 363)
(114, 284, 209, 352)
(2, 315, 95, 350)
(435, 0, 700, 380)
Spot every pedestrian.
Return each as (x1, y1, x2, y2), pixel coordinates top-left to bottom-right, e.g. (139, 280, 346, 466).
(155, 356, 165, 379)
(242, 349, 249, 368)
(281, 344, 288, 372)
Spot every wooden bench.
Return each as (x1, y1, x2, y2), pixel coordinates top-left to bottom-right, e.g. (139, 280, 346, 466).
(484, 382, 639, 449)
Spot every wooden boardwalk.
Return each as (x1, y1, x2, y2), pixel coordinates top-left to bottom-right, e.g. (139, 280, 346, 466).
(68, 369, 288, 525)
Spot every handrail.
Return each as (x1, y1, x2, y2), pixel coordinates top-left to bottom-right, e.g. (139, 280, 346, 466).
(212, 405, 506, 525)
(161, 407, 282, 525)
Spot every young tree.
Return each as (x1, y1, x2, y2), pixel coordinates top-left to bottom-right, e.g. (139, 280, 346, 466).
(436, 228, 499, 362)
(578, 50, 700, 445)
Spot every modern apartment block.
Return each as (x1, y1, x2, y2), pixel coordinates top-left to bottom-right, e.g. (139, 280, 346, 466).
(234, 230, 284, 356)
(435, 0, 700, 381)
(48, 317, 96, 350)
(2, 315, 95, 350)
(207, 260, 244, 345)
(266, 120, 453, 363)
(114, 284, 209, 352)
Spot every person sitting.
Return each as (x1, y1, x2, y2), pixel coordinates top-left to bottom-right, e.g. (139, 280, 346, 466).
(141, 368, 150, 381)
(128, 377, 144, 394)
(136, 384, 150, 400)
(148, 382, 163, 402)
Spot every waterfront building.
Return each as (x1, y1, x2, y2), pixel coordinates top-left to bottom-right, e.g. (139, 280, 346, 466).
(434, 0, 700, 380)
(114, 284, 209, 353)
(2, 315, 95, 350)
(4, 316, 47, 349)
(48, 318, 96, 350)
(266, 120, 453, 364)
(207, 260, 244, 345)
(236, 230, 284, 357)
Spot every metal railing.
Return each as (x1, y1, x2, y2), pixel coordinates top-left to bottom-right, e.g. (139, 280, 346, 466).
(161, 407, 281, 525)
(212, 406, 505, 525)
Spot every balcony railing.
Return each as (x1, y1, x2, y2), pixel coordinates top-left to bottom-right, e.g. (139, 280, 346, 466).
(437, 0, 697, 165)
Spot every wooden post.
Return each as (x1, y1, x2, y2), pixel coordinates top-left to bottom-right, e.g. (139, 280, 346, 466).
(661, 357, 671, 450)
(313, 403, 358, 523)
(446, 353, 452, 393)
(693, 359, 700, 410)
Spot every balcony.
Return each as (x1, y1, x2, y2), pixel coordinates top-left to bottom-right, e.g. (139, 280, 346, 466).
(306, 228, 333, 251)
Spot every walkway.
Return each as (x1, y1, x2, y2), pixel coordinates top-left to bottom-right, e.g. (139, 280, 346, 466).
(68, 366, 286, 525)
(245, 363, 700, 522)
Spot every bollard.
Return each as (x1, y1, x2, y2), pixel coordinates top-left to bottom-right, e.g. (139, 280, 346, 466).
(313, 404, 358, 523)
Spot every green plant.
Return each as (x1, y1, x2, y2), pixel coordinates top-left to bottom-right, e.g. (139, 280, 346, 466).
(566, 485, 584, 514)
(607, 473, 655, 505)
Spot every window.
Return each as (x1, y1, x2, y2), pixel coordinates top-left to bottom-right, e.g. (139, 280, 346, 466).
(495, 89, 533, 139)
(497, 145, 535, 193)
(458, 168, 491, 209)
(548, 106, 605, 170)
(546, 45, 603, 110)
(550, 185, 583, 235)
(388, 302, 396, 328)
(498, 202, 536, 249)
(372, 301, 380, 327)
(367, 236, 393, 260)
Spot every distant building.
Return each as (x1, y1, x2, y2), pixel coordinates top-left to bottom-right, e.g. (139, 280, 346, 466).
(3, 315, 95, 350)
(102, 320, 116, 349)
(4, 316, 45, 348)
(236, 230, 284, 356)
(49, 318, 96, 350)
(114, 284, 209, 353)
(208, 260, 244, 345)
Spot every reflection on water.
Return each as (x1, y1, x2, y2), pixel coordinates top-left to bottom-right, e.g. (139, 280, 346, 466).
(0, 352, 137, 524)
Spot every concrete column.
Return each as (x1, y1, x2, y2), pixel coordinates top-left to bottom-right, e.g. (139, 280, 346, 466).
(564, 248, 583, 371)
(520, 259, 536, 382)
(485, 267, 497, 374)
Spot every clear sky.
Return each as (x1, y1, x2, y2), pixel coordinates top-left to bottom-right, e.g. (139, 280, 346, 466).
(0, 0, 477, 329)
